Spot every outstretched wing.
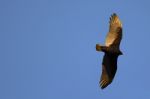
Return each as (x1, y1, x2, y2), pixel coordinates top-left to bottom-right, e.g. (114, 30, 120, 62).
(100, 53, 118, 89)
(105, 13, 122, 49)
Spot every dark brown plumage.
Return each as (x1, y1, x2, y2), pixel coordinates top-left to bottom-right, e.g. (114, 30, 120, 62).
(96, 13, 123, 89)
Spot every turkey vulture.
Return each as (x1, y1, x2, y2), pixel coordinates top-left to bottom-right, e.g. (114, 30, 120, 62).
(96, 13, 123, 89)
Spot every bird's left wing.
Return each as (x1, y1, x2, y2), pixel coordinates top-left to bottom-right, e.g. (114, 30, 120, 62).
(105, 13, 122, 48)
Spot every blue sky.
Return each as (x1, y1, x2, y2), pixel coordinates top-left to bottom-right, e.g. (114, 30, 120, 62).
(0, 0, 150, 99)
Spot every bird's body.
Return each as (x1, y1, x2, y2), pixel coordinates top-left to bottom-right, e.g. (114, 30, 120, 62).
(96, 13, 123, 89)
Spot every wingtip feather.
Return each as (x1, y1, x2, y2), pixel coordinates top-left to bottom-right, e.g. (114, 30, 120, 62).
(109, 13, 122, 28)
(100, 81, 108, 89)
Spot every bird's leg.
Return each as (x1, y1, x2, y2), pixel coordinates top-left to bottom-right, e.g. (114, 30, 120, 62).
(96, 44, 108, 52)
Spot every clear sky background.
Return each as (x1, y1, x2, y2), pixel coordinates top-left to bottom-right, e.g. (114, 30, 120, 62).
(0, 0, 150, 99)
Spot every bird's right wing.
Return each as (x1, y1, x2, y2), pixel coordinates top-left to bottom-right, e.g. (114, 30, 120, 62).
(100, 53, 118, 89)
(105, 13, 122, 48)
(100, 64, 110, 89)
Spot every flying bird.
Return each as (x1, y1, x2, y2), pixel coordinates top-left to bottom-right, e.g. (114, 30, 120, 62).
(96, 13, 123, 89)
